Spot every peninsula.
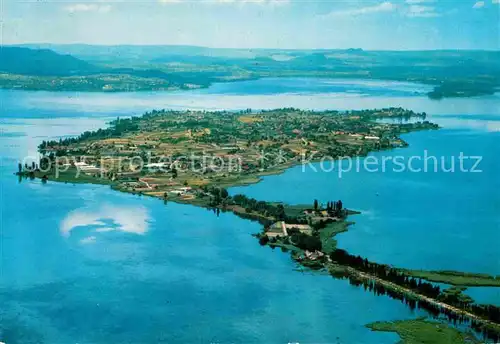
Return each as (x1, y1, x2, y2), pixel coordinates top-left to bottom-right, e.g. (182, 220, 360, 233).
(16, 107, 500, 342)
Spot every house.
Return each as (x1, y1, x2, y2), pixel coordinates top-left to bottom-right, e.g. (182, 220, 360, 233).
(145, 162, 169, 171)
(304, 250, 325, 261)
(73, 161, 101, 172)
(169, 187, 192, 196)
(265, 232, 282, 238)
(79, 165, 100, 171)
(285, 223, 312, 231)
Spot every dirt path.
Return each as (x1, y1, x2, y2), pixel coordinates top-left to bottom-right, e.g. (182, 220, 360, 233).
(138, 178, 153, 189)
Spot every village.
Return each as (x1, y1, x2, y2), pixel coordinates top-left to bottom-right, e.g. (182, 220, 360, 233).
(31, 107, 437, 202)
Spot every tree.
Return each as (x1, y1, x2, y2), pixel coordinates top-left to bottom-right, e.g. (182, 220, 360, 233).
(259, 235, 270, 246)
(220, 188, 229, 199)
(40, 157, 50, 171)
(18, 163, 22, 173)
(314, 199, 319, 211)
(292, 232, 322, 252)
(276, 204, 286, 220)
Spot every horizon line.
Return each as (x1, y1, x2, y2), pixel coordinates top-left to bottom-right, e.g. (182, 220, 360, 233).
(4, 43, 500, 53)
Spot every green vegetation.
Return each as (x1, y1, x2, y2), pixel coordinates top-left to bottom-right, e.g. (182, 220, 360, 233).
(0, 47, 99, 76)
(438, 287, 475, 308)
(0, 47, 212, 91)
(0, 73, 191, 92)
(3, 46, 500, 98)
(428, 80, 499, 99)
(366, 319, 479, 344)
(402, 270, 500, 287)
(319, 221, 350, 254)
(24, 167, 117, 186)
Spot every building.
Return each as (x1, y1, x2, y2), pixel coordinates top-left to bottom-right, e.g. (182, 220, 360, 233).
(145, 162, 170, 171)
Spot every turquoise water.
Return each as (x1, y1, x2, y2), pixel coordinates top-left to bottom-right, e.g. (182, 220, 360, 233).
(1, 79, 499, 343)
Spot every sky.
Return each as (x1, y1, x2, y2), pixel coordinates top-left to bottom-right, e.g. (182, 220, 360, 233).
(1, 0, 499, 50)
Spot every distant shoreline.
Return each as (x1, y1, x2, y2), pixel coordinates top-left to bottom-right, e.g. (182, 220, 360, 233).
(0, 74, 496, 100)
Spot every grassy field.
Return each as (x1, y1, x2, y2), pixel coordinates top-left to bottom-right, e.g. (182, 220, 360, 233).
(28, 168, 116, 186)
(402, 270, 500, 287)
(319, 221, 350, 254)
(366, 319, 479, 344)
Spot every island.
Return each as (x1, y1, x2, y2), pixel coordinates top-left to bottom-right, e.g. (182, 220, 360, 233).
(366, 318, 481, 344)
(16, 107, 500, 343)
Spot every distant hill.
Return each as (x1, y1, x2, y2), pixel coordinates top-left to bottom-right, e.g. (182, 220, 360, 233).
(0, 46, 219, 91)
(14, 43, 500, 64)
(14, 44, 260, 62)
(2, 44, 500, 97)
(0, 47, 103, 76)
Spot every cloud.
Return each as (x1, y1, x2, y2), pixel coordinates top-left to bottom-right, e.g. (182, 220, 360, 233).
(64, 4, 112, 13)
(60, 204, 150, 239)
(493, 0, 499, 4)
(407, 4, 440, 16)
(405, 0, 435, 3)
(265, 0, 290, 5)
(323, 1, 396, 17)
(160, 0, 289, 5)
(473, 1, 485, 8)
(214, 0, 289, 4)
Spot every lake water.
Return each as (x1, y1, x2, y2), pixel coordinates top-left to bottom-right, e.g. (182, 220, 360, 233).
(1, 78, 499, 343)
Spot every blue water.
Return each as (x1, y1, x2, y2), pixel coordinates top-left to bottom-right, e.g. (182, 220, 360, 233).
(201, 78, 434, 97)
(1, 78, 499, 343)
(1, 181, 419, 343)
